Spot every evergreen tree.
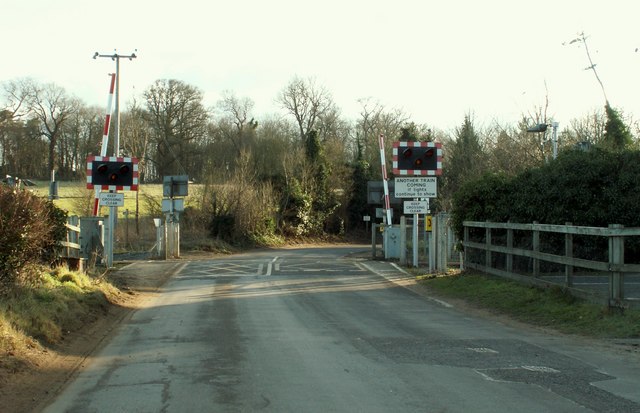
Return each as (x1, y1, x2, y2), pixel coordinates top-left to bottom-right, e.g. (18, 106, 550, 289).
(441, 115, 487, 209)
(304, 130, 339, 233)
(602, 103, 632, 151)
(347, 138, 372, 228)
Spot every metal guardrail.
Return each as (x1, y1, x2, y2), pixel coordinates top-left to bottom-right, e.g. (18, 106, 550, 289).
(463, 221, 640, 308)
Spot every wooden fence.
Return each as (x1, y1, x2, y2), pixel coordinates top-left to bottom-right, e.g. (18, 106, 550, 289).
(58, 216, 83, 270)
(463, 221, 640, 308)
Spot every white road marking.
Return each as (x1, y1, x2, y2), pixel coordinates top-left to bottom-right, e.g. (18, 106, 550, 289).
(360, 262, 454, 309)
(467, 347, 499, 354)
(266, 256, 279, 276)
(521, 365, 561, 373)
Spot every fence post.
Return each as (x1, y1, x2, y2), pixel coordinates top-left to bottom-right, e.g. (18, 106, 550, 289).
(371, 223, 377, 259)
(463, 225, 469, 270)
(532, 221, 540, 278)
(437, 213, 448, 272)
(506, 224, 513, 274)
(608, 224, 625, 306)
(565, 222, 573, 287)
(485, 222, 492, 270)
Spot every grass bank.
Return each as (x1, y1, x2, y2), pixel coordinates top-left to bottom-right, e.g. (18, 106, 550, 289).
(419, 271, 640, 339)
(0, 266, 121, 372)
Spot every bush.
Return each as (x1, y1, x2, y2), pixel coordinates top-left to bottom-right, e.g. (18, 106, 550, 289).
(205, 181, 278, 244)
(451, 148, 640, 260)
(0, 186, 67, 291)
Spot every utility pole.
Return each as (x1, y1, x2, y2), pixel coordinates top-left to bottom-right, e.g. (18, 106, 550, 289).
(93, 50, 137, 156)
(93, 50, 137, 267)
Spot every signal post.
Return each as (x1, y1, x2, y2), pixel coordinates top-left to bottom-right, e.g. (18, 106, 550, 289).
(86, 156, 139, 267)
(392, 141, 442, 268)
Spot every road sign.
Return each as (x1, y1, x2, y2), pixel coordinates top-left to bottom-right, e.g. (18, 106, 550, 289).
(394, 177, 437, 198)
(99, 192, 124, 207)
(163, 175, 189, 197)
(162, 198, 185, 213)
(86, 156, 139, 191)
(404, 200, 429, 214)
(392, 141, 443, 176)
(426, 215, 433, 232)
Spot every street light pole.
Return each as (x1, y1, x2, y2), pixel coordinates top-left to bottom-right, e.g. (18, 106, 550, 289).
(93, 50, 137, 156)
(527, 122, 560, 160)
(551, 121, 559, 160)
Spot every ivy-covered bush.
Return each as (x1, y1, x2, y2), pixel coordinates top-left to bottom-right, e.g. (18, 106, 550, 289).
(451, 147, 640, 239)
(452, 147, 640, 264)
(0, 186, 67, 291)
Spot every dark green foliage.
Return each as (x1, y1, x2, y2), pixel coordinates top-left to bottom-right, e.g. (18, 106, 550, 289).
(602, 103, 632, 151)
(451, 148, 640, 243)
(442, 115, 487, 208)
(0, 186, 67, 291)
(450, 172, 513, 238)
(292, 130, 340, 235)
(279, 177, 313, 236)
(209, 214, 235, 241)
(399, 127, 418, 142)
(347, 139, 372, 228)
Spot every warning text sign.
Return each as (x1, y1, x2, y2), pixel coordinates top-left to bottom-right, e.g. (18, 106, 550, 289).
(394, 177, 437, 198)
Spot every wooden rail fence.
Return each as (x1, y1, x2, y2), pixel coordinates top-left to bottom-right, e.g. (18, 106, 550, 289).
(58, 216, 83, 270)
(463, 221, 640, 308)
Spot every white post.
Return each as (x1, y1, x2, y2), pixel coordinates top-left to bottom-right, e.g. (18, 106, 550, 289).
(412, 211, 419, 267)
(399, 216, 407, 266)
(105, 213, 114, 267)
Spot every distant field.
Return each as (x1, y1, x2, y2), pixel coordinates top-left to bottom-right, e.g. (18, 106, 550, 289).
(29, 180, 201, 217)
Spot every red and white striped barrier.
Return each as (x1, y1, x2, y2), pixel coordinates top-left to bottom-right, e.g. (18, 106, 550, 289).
(92, 74, 117, 216)
(378, 134, 392, 225)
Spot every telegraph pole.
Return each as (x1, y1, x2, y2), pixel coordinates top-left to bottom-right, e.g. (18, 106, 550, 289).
(93, 50, 137, 267)
(93, 50, 137, 156)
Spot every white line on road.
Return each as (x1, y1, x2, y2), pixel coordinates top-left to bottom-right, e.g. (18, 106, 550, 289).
(359, 262, 454, 308)
(266, 256, 279, 276)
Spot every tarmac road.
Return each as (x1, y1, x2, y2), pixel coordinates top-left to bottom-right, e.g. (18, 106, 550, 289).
(43, 245, 640, 412)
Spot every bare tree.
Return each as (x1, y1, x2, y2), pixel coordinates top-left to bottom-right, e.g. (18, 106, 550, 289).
(121, 98, 154, 233)
(356, 98, 410, 170)
(277, 77, 334, 141)
(143, 79, 209, 179)
(26, 82, 79, 175)
(215, 90, 257, 152)
(2, 78, 34, 120)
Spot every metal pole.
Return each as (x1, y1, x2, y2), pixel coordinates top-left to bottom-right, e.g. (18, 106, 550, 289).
(413, 211, 419, 267)
(551, 121, 559, 160)
(399, 216, 407, 266)
(93, 51, 136, 156)
(93, 50, 136, 266)
(114, 57, 120, 156)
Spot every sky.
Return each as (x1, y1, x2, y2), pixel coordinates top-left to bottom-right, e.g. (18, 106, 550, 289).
(3, 0, 640, 131)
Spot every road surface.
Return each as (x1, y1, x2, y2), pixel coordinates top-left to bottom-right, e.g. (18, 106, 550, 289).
(43, 246, 640, 412)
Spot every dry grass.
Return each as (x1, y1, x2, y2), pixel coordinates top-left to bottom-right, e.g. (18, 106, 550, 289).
(0, 266, 119, 349)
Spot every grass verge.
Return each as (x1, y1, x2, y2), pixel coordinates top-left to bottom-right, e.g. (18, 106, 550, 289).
(0, 265, 121, 370)
(419, 271, 640, 339)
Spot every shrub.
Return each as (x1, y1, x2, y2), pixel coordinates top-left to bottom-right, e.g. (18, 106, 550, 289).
(0, 186, 67, 291)
(450, 148, 640, 261)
